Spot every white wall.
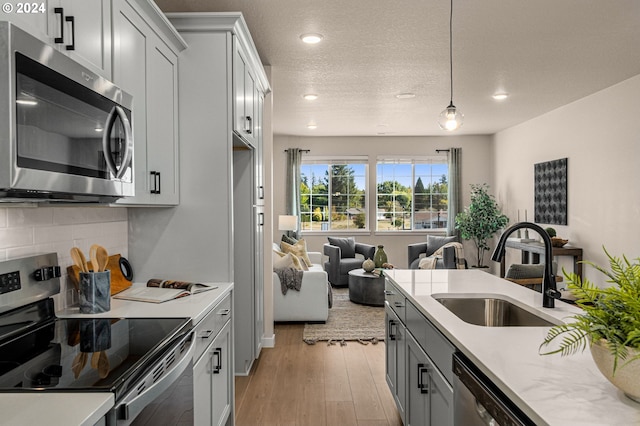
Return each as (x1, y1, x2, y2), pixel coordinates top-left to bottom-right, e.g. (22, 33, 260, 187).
(272, 135, 494, 268)
(493, 74, 640, 286)
(0, 206, 128, 310)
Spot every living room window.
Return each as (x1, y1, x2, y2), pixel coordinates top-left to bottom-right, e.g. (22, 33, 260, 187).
(300, 157, 368, 231)
(376, 156, 449, 231)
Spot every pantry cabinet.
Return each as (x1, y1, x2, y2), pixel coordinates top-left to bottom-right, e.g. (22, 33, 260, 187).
(233, 41, 257, 147)
(112, 0, 186, 205)
(5, 0, 111, 77)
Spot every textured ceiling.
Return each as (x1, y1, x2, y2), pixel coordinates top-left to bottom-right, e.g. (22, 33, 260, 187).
(156, 0, 640, 136)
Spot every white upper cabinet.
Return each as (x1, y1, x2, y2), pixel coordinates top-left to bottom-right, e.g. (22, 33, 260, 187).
(4, 0, 111, 78)
(112, 0, 186, 206)
(234, 41, 258, 147)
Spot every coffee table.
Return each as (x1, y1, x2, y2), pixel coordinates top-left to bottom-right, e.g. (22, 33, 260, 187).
(348, 268, 385, 306)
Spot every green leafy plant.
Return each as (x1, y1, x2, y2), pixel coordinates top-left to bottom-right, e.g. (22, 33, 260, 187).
(545, 227, 557, 238)
(455, 184, 509, 267)
(539, 248, 640, 373)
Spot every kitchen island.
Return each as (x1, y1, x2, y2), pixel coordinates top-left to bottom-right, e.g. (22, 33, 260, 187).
(384, 268, 640, 426)
(0, 282, 233, 426)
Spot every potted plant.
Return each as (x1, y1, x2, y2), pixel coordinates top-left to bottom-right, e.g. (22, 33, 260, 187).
(455, 184, 509, 268)
(539, 248, 640, 402)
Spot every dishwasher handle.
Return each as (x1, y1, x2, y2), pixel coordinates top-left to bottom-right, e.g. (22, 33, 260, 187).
(117, 331, 195, 422)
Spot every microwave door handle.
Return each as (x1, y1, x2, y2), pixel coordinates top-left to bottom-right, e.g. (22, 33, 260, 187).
(114, 106, 133, 179)
(117, 332, 195, 422)
(102, 106, 133, 179)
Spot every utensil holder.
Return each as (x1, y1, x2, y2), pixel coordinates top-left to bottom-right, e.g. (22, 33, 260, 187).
(79, 271, 111, 314)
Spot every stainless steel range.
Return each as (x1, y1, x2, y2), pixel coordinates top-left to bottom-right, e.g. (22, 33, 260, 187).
(0, 253, 195, 425)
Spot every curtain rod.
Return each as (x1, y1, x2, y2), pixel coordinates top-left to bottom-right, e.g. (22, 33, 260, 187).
(435, 149, 450, 153)
(284, 149, 311, 153)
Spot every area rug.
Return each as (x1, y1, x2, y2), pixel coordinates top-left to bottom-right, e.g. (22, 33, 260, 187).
(303, 287, 385, 345)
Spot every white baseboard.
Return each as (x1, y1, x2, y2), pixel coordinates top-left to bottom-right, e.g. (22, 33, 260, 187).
(262, 333, 275, 348)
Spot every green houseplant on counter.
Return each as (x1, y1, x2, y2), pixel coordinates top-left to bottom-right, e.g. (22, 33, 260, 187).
(455, 184, 508, 268)
(539, 248, 640, 402)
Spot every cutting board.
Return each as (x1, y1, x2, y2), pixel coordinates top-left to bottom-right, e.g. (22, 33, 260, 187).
(67, 254, 132, 295)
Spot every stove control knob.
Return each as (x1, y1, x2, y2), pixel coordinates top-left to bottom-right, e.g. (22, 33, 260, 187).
(34, 266, 61, 281)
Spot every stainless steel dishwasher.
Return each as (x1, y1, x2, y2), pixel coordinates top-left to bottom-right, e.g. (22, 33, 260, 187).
(453, 352, 536, 426)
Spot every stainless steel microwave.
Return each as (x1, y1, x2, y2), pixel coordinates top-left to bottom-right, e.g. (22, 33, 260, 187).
(0, 22, 134, 203)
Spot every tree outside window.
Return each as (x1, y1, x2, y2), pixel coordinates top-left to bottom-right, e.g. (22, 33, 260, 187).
(300, 161, 367, 231)
(377, 158, 448, 231)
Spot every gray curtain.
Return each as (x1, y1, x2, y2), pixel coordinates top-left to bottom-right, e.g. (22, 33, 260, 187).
(447, 148, 462, 237)
(285, 148, 303, 238)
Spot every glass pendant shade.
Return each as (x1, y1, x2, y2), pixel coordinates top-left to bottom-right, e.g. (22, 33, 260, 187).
(438, 103, 463, 131)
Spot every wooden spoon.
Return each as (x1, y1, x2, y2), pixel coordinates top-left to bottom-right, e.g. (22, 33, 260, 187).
(70, 247, 88, 273)
(90, 244, 109, 272)
(96, 245, 109, 272)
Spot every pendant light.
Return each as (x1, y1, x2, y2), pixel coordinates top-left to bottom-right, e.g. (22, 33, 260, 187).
(438, 0, 463, 131)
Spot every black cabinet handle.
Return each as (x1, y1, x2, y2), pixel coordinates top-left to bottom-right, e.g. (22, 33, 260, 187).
(150, 171, 161, 194)
(258, 212, 264, 226)
(388, 319, 396, 341)
(212, 348, 222, 374)
(65, 16, 75, 51)
(245, 116, 252, 134)
(54, 8, 64, 44)
(418, 363, 430, 394)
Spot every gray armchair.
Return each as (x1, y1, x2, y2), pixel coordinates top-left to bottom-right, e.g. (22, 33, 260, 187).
(408, 235, 466, 269)
(323, 237, 375, 287)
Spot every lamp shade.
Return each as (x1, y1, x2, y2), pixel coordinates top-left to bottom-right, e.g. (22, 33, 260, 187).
(278, 215, 298, 231)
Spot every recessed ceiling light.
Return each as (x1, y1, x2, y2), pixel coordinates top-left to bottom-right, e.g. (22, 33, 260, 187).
(492, 92, 509, 100)
(16, 99, 38, 106)
(396, 93, 416, 99)
(300, 33, 323, 44)
(307, 123, 317, 129)
(303, 94, 318, 100)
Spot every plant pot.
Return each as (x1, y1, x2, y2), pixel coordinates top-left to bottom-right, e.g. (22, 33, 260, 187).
(590, 338, 640, 403)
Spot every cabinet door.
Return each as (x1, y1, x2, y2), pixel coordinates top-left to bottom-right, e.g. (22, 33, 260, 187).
(406, 333, 453, 426)
(193, 341, 213, 426)
(254, 205, 264, 358)
(233, 41, 256, 146)
(385, 304, 406, 423)
(255, 91, 264, 205)
(55, 0, 111, 78)
(211, 321, 233, 426)
(1, 1, 51, 40)
(146, 39, 179, 204)
(112, 0, 150, 205)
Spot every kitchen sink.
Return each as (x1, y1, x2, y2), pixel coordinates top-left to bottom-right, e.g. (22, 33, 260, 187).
(432, 295, 561, 327)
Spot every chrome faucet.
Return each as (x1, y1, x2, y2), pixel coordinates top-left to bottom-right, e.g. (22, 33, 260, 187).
(491, 221, 561, 308)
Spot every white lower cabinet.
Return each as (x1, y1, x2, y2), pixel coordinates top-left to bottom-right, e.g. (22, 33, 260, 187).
(193, 293, 234, 425)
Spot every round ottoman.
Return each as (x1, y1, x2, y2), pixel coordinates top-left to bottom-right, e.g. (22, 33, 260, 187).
(348, 268, 385, 306)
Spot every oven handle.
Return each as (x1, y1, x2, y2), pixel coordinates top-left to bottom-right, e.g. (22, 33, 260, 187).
(116, 331, 194, 422)
(102, 106, 133, 180)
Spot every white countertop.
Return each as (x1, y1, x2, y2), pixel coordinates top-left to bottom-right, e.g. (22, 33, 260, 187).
(384, 269, 640, 426)
(0, 282, 233, 426)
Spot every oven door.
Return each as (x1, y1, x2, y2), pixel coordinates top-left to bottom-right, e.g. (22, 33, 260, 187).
(106, 331, 195, 426)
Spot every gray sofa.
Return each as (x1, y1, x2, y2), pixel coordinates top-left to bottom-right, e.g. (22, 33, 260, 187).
(323, 237, 375, 287)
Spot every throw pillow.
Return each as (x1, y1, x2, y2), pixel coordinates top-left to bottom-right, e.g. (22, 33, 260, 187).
(273, 252, 295, 270)
(327, 236, 356, 258)
(273, 250, 307, 271)
(280, 238, 313, 267)
(426, 235, 457, 257)
(281, 234, 298, 245)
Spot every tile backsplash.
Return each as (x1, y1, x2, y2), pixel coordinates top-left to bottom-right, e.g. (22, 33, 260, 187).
(0, 206, 128, 311)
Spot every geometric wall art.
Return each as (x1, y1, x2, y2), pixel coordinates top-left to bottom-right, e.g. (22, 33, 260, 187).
(534, 158, 568, 225)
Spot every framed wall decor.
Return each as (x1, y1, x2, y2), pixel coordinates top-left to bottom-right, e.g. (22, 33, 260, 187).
(534, 158, 568, 225)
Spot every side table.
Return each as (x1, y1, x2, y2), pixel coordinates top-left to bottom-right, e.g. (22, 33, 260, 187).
(348, 268, 385, 306)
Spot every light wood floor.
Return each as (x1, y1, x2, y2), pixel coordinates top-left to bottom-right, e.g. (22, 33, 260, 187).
(235, 323, 402, 426)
